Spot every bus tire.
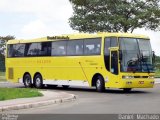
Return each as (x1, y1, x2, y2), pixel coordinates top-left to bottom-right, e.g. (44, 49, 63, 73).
(96, 76, 105, 92)
(62, 85, 69, 89)
(123, 88, 132, 93)
(34, 74, 43, 89)
(23, 74, 32, 88)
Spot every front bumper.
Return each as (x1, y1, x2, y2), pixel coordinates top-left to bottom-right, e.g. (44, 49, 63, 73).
(119, 79, 155, 88)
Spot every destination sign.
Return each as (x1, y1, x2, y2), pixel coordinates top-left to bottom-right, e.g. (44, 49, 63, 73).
(47, 36, 69, 40)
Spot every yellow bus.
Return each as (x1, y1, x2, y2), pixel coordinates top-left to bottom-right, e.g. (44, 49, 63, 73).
(6, 33, 155, 92)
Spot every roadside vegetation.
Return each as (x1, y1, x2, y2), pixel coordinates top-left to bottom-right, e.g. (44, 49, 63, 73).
(155, 69, 160, 78)
(0, 72, 6, 82)
(0, 88, 43, 101)
(155, 56, 160, 78)
(0, 72, 43, 101)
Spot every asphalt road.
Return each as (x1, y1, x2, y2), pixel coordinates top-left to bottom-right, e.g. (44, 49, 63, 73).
(0, 79, 159, 114)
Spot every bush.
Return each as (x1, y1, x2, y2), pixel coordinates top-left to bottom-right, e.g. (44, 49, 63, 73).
(0, 54, 5, 72)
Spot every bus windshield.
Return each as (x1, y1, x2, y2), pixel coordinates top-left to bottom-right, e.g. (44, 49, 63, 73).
(119, 38, 154, 73)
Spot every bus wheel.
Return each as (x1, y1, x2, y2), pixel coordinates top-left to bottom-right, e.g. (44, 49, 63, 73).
(96, 76, 105, 92)
(123, 88, 132, 93)
(34, 74, 43, 89)
(23, 74, 32, 88)
(62, 85, 69, 89)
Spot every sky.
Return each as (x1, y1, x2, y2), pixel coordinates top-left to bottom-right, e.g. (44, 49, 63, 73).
(0, 0, 160, 55)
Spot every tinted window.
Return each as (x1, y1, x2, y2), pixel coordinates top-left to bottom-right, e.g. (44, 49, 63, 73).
(111, 51, 118, 75)
(26, 43, 38, 56)
(104, 38, 111, 55)
(67, 40, 83, 55)
(37, 42, 51, 56)
(51, 41, 67, 56)
(104, 38, 111, 71)
(111, 37, 118, 47)
(8, 45, 13, 57)
(104, 37, 117, 71)
(84, 38, 101, 55)
(8, 44, 25, 57)
(104, 37, 118, 55)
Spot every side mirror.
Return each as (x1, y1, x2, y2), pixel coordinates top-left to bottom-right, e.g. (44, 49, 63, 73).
(152, 51, 155, 63)
(119, 50, 122, 61)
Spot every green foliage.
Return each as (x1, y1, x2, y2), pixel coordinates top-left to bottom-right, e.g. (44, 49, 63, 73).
(0, 54, 5, 72)
(69, 0, 160, 33)
(0, 35, 15, 72)
(0, 72, 6, 81)
(0, 72, 5, 76)
(155, 69, 160, 78)
(155, 56, 160, 77)
(155, 56, 160, 69)
(0, 88, 43, 101)
(0, 35, 15, 55)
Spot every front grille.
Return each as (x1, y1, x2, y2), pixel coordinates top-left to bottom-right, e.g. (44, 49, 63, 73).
(134, 76, 148, 78)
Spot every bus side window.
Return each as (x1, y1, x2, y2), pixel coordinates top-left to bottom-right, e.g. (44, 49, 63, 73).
(76, 45, 83, 55)
(8, 45, 14, 57)
(8, 44, 25, 57)
(26, 43, 38, 56)
(38, 42, 51, 56)
(14, 44, 25, 57)
(67, 40, 83, 56)
(51, 41, 67, 56)
(47, 43, 51, 56)
(84, 38, 101, 55)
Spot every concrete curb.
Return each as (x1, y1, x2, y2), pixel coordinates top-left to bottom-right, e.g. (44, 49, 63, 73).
(0, 94, 76, 112)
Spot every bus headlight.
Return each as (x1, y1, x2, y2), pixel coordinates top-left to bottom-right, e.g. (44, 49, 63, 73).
(122, 76, 134, 79)
(148, 76, 154, 79)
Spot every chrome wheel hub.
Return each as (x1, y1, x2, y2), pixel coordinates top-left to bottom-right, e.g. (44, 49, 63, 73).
(96, 79, 101, 88)
(36, 78, 41, 86)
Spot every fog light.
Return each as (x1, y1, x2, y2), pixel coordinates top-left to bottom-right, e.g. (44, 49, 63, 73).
(122, 76, 134, 79)
(148, 76, 154, 79)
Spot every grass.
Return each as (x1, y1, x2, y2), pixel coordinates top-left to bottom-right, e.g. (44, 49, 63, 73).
(0, 72, 6, 82)
(0, 88, 43, 101)
(0, 72, 5, 76)
(0, 72, 43, 101)
(155, 69, 160, 78)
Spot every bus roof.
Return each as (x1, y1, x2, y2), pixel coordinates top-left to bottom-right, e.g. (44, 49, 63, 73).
(7, 32, 150, 44)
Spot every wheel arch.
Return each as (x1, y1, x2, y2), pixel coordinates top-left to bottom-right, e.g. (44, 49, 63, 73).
(91, 73, 104, 87)
(33, 72, 42, 84)
(23, 72, 31, 83)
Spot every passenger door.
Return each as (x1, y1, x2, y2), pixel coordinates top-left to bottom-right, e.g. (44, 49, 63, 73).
(104, 37, 119, 87)
(109, 48, 119, 86)
(110, 49, 118, 75)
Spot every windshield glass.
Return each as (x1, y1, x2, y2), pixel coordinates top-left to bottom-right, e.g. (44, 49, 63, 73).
(119, 38, 154, 73)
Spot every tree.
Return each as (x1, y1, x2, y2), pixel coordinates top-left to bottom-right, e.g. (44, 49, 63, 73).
(0, 35, 15, 55)
(155, 56, 160, 69)
(0, 35, 15, 72)
(0, 53, 5, 71)
(69, 0, 160, 33)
